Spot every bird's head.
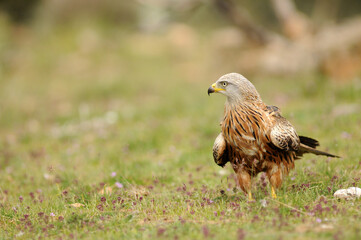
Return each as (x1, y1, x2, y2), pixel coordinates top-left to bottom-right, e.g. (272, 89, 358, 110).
(208, 73, 262, 104)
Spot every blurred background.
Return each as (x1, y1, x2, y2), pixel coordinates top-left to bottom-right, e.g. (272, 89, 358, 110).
(0, 0, 360, 182)
(1, 0, 361, 79)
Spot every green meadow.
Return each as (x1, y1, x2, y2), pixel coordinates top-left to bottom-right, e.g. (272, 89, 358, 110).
(0, 18, 360, 239)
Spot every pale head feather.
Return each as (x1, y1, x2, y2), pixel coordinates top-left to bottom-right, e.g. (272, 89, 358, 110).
(215, 73, 262, 105)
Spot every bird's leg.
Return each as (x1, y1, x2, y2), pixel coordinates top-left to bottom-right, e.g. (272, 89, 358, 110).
(271, 186, 277, 199)
(267, 166, 282, 199)
(235, 169, 253, 201)
(248, 191, 254, 201)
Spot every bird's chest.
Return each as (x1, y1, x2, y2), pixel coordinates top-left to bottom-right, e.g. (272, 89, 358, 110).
(221, 110, 268, 159)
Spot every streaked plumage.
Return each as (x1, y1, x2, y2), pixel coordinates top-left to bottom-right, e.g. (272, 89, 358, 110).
(208, 73, 338, 200)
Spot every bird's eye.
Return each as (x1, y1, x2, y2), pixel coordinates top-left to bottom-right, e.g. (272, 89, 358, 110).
(222, 82, 228, 87)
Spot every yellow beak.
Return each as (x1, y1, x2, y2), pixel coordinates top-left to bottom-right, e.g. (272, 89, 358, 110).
(208, 83, 225, 95)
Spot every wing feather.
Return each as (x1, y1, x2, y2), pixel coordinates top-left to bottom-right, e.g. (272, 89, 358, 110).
(267, 106, 300, 152)
(213, 133, 229, 167)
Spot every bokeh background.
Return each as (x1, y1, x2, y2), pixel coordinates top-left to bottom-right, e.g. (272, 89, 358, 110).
(1, 0, 361, 125)
(0, 0, 361, 239)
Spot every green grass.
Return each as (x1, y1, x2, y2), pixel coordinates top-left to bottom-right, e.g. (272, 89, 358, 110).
(0, 18, 361, 239)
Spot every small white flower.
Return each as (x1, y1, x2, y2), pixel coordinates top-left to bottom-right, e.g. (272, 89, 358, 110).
(260, 199, 267, 207)
(218, 169, 228, 176)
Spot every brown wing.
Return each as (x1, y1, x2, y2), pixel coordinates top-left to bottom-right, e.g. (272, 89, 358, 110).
(212, 133, 229, 167)
(267, 106, 300, 152)
(266, 106, 339, 157)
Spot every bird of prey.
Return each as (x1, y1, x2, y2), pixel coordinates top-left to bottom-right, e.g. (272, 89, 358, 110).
(208, 73, 338, 200)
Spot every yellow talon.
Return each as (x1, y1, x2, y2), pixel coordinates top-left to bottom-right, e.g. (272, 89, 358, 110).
(248, 192, 254, 201)
(271, 186, 277, 199)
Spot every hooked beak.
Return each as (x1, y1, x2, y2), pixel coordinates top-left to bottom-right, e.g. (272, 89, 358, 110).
(207, 83, 224, 96)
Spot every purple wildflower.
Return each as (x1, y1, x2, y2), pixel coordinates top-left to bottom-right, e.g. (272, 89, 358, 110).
(202, 226, 210, 238)
(237, 229, 246, 240)
(157, 228, 166, 237)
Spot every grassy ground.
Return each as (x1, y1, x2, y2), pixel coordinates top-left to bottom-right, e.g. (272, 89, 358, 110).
(0, 19, 361, 239)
